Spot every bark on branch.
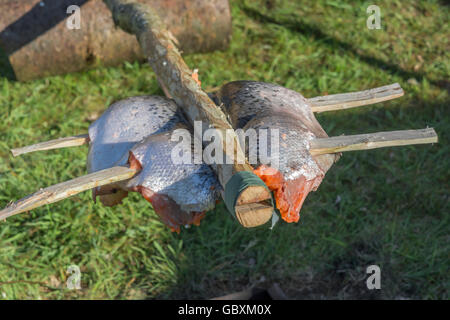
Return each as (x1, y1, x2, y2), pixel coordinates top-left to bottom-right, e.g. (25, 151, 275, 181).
(103, 0, 273, 227)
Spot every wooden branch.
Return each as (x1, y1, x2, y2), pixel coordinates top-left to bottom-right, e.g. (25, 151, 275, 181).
(0, 166, 137, 220)
(103, 0, 272, 227)
(11, 134, 89, 157)
(102, 0, 250, 183)
(310, 128, 437, 155)
(308, 83, 404, 113)
(234, 202, 274, 228)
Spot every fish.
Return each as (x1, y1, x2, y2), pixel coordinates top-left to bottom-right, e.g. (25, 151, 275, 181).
(210, 81, 339, 223)
(87, 96, 221, 232)
(87, 95, 183, 206)
(90, 81, 338, 227)
(3, 82, 338, 231)
(2, 81, 428, 231)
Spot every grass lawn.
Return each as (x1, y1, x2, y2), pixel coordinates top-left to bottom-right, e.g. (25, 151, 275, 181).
(0, 0, 448, 299)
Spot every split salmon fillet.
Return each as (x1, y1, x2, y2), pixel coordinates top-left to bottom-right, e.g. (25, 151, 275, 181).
(211, 81, 339, 222)
(87, 96, 221, 232)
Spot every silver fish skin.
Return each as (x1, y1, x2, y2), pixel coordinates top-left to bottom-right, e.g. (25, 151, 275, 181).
(211, 80, 339, 223)
(122, 124, 222, 213)
(86, 95, 222, 224)
(87, 96, 183, 174)
(211, 80, 338, 180)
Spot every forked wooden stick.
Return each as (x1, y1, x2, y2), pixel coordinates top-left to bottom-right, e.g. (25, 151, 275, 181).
(308, 83, 404, 113)
(310, 128, 437, 155)
(0, 166, 137, 220)
(102, 0, 275, 228)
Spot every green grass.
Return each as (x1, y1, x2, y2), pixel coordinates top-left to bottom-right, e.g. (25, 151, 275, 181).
(0, 0, 448, 299)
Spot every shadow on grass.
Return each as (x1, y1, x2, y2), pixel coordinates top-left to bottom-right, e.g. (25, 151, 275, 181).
(0, 46, 16, 81)
(241, 5, 450, 93)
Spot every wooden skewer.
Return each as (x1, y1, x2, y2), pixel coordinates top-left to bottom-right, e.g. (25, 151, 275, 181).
(0, 166, 137, 220)
(0, 164, 272, 224)
(2, 128, 437, 221)
(308, 83, 404, 113)
(10, 134, 89, 157)
(310, 128, 437, 155)
(10, 83, 404, 157)
(13, 127, 437, 159)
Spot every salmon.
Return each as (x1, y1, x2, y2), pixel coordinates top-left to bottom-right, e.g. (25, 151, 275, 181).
(122, 125, 221, 233)
(210, 81, 339, 223)
(88, 80, 338, 230)
(87, 96, 221, 231)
